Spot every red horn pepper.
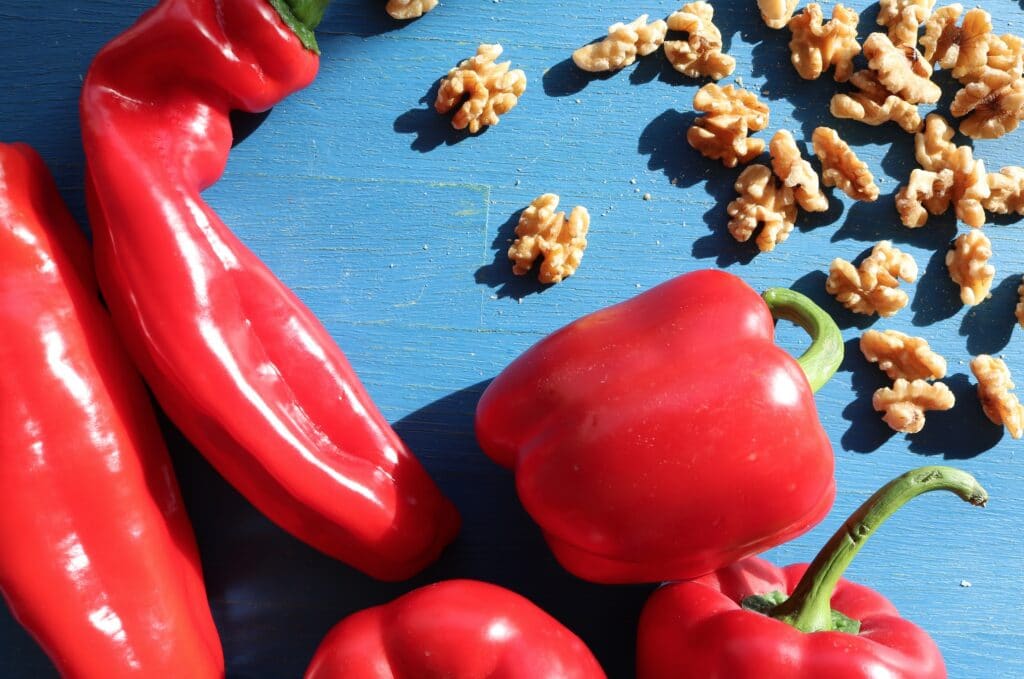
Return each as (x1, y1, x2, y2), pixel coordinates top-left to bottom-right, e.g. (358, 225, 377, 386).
(637, 465, 987, 678)
(475, 269, 844, 583)
(304, 579, 606, 678)
(0, 143, 223, 677)
(80, 0, 459, 580)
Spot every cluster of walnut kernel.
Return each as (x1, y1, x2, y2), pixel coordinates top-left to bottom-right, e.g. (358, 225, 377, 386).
(826, 241, 918, 317)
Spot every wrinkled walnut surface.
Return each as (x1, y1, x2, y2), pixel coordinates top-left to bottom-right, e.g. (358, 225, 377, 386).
(665, 2, 735, 80)
(508, 194, 589, 285)
(386, 0, 438, 20)
(873, 379, 955, 433)
(877, 0, 936, 47)
(812, 126, 879, 201)
(826, 241, 918, 317)
(972, 355, 1024, 439)
(435, 44, 527, 133)
(983, 166, 1024, 214)
(758, 0, 798, 30)
(896, 168, 954, 227)
(830, 69, 923, 132)
(946, 229, 995, 306)
(863, 32, 942, 104)
(860, 329, 947, 381)
(688, 84, 770, 168)
(727, 164, 797, 252)
(788, 3, 861, 82)
(770, 130, 827, 212)
(953, 75, 1024, 139)
(572, 14, 667, 72)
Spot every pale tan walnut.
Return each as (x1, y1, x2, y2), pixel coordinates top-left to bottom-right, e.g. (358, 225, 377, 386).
(1017, 276, 1024, 328)
(811, 127, 880, 202)
(873, 379, 955, 434)
(726, 164, 797, 252)
(984, 166, 1024, 215)
(952, 75, 1024, 140)
(826, 241, 919, 317)
(878, 0, 936, 47)
(981, 34, 1024, 82)
(687, 84, 770, 168)
(573, 14, 668, 73)
(758, 0, 798, 30)
(863, 32, 942, 104)
(896, 168, 954, 227)
(914, 112, 956, 171)
(665, 2, 736, 80)
(946, 229, 995, 305)
(919, 6, 990, 78)
(770, 130, 827, 212)
(788, 3, 861, 82)
(830, 70, 923, 133)
(860, 329, 947, 381)
(971, 355, 1024, 439)
(386, 0, 438, 20)
(435, 44, 527, 134)
(508, 194, 589, 285)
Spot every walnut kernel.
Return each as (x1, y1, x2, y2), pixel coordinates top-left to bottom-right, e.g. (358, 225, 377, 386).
(971, 355, 1024, 439)
(826, 241, 918, 317)
(860, 329, 947, 381)
(435, 44, 527, 133)
(508, 194, 589, 285)
(665, 2, 735, 80)
(863, 32, 942, 104)
(573, 14, 668, 72)
(386, 0, 438, 20)
(983, 166, 1024, 215)
(952, 75, 1024, 140)
(688, 84, 770, 168)
(770, 130, 827, 212)
(830, 70, 923, 133)
(726, 164, 797, 252)
(946, 229, 995, 305)
(811, 127, 880, 201)
(873, 379, 955, 433)
(895, 168, 954, 228)
(877, 0, 936, 47)
(920, 5, 991, 78)
(1017, 276, 1024, 328)
(788, 3, 861, 82)
(758, 0, 798, 29)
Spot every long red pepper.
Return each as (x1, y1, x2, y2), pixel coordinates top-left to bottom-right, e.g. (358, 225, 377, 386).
(80, 0, 459, 580)
(0, 143, 223, 677)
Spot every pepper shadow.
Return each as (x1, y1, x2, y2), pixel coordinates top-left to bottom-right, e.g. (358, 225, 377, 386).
(907, 373, 1003, 458)
(836, 337, 897, 453)
(911, 241, 963, 327)
(960, 275, 1021, 355)
(474, 208, 551, 300)
(789, 268, 877, 331)
(394, 80, 474, 152)
(230, 109, 273, 148)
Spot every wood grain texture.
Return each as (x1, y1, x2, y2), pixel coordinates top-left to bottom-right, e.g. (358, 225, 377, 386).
(1, 0, 1022, 676)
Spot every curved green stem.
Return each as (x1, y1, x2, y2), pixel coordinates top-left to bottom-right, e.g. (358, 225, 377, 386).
(268, 0, 330, 54)
(762, 288, 844, 393)
(769, 466, 988, 634)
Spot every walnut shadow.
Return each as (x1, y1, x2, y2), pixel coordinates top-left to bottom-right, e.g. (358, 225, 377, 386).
(836, 337, 897, 454)
(474, 208, 552, 300)
(911, 242, 963, 326)
(906, 373, 1004, 458)
(833, 194, 957, 248)
(960, 275, 1022, 355)
(394, 80, 475, 153)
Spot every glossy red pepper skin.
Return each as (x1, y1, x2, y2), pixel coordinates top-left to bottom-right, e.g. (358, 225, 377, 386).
(80, 0, 459, 581)
(637, 557, 945, 678)
(304, 579, 606, 679)
(475, 269, 836, 584)
(0, 143, 224, 677)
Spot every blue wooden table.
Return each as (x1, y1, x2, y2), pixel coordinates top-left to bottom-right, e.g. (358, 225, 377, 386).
(2, 0, 1022, 676)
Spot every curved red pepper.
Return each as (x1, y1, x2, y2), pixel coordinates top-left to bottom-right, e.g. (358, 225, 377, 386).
(637, 466, 987, 678)
(475, 269, 843, 583)
(304, 580, 606, 678)
(0, 143, 223, 677)
(80, 0, 459, 581)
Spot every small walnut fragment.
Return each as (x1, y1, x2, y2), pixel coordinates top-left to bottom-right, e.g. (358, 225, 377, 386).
(811, 127, 879, 201)
(860, 329, 947, 381)
(788, 3, 861, 82)
(971, 355, 1024, 439)
(726, 164, 797, 252)
(952, 75, 1024, 139)
(508, 194, 589, 285)
(863, 32, 942, 104)
(435, 44, 527, 133)
(770, 130, 827, 212)
(758, 0, 798, 30)
(687, 84, 770, 168)
(386, 0, 438, 20)
(665, 2, 735, 80)
(878, 0, 936, 47)
(830, 70, 923, 133)
(573, 14, 668, 73)
(873, 379, 955, 434)
(982, 166, 1024, 215)
(826, 241, 918, 317)
(946, 229, 995, 305)
(1017, 276, 1024, 328)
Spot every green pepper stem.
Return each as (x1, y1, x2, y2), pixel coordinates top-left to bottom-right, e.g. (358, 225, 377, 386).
(761, 288, 844, 393)
(770, 466, 988, 634)
(268, 0, 330, 54)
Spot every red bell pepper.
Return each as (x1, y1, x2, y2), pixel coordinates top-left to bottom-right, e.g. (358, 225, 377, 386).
(475, 269, 844, 583)
(80, 0, 459, 581)
(637, 465, 987, 678)
(304, 579, 606, 678)
(0, 143, 223, 677)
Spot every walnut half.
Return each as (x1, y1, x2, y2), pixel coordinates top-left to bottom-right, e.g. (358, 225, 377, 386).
(726, 164, 797, 252)
(572, 14, 668, 73)
(688, 84, 770, 168)
(860, 329, 947, 381)
(788, 3, 861, 82)
(983, 166, 1024, 215)
(508, 194, 589, 285)
(873, 379, 955, 434)
(826, 241, 918, 317)
(877, 0, 936, 47)
(435, 44, 527, 133)
(830, 69, 923, 133)
(811, 127, 880, 202)
(386, 0, 438, 20)
(665, 2, 735, 80)
(863, 32, 942, 104)
(758, 0, 798, 30)
(971, 355, 1024, 439)
(770, 130, 827, 213)
(946, 229, 995, 306)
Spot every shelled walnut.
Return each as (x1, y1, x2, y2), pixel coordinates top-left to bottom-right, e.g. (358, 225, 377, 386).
(769, 130, 827, 212)
(435, 44, 527, 133)
(919, 5, 992, 78)
(664, 2, 735, 80)
(946, 229, 995, 305)
(860, 329, 947, 381)
(863, 32, 942, 104)
(971, 355, 1024, 439)
(386, 0, 437, 20)
(983, 166, 1024, 214)
(826, 241, 918, 317)
(757, 0, 798, 30)
(811, 127, 880, 201)
(508, 194, 589, 285)
(726, 164, 797, 252)
(788, 3, 861, 82)
(896, 168, 954, 227)
(573, 14, 668, 72)
(952, 74, 1024, 139)
(877, 0, 936, 47)
(830, 69, 923, 132)
(873, 379, 955, 434)
(1017, 276, 1024, 328)
(687, 84, 770, 168)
